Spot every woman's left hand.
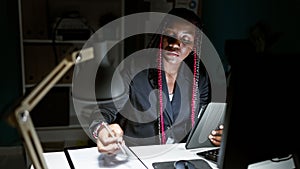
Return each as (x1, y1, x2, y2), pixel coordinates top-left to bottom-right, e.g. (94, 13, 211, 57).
(208, 124, 224, 146)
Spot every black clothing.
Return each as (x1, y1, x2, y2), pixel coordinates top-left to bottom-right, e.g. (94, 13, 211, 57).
(89, 56, 211, 146)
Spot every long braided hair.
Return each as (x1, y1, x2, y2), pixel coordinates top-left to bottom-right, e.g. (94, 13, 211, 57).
(148, 8, 204, 144)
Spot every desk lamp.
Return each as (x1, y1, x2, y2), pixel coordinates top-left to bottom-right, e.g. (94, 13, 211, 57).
(6, 47, 94, 169)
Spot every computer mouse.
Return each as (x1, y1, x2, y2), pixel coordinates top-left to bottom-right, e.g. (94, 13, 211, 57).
(173, 159, 212, 169)
(174, 160, 196, 169)
(153, 159, 212, 169)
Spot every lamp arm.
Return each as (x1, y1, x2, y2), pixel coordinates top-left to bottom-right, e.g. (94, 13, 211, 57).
(8, 47, 93, 169)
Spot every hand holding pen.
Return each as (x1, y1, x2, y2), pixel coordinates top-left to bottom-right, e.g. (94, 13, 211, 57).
(96, 122, 127, 156)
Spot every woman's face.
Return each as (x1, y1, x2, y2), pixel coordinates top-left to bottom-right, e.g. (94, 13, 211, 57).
(162, 20, 196, 65)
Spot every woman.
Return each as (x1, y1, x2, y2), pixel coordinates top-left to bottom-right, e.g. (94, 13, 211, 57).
(89, 8, 223, 155)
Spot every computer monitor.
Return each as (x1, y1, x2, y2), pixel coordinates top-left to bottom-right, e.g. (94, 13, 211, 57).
(218, 54, 300, 168)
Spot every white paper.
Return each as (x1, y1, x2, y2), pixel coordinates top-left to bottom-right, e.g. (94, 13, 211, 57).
(30, 151, 71, 169)
(66, 147, 146, 169)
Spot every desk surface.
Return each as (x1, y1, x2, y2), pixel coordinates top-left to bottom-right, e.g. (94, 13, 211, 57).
(30, 151, 70, 169)
(130, 143, 218, 168)
(31, 143, 217, 169)
(32, 143, 295, 169)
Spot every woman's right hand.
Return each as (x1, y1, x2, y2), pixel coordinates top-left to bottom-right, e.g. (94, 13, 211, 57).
(96, 123, 125, 155)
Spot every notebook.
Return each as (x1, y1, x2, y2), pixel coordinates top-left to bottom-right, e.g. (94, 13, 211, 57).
(185, 102, 227, 149)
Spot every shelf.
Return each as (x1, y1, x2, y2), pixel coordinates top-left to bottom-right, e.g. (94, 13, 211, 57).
(23, 39, 87, 44)
(36, 125, 90, 151)
(36, 124, 86, 131)
(25, 83, 72, 88)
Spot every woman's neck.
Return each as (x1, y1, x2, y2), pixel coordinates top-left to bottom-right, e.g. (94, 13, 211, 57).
(163, 60, 181, 94)
(163, 59, 181, 76)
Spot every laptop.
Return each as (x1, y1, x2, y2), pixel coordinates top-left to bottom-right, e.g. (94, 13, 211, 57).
(185, 102, 227, 149)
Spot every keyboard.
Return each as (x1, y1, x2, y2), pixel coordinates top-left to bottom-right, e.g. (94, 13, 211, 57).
(196, 148, 220, 163)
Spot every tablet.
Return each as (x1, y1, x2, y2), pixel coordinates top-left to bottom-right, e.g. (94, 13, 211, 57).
(185, 102, 227, 149)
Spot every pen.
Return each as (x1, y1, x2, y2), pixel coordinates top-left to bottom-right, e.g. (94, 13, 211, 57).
(198, 105, 207, 119)
(102, 122, 128, 156)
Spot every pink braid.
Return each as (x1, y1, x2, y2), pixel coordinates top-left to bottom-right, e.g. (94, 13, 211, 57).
(191, 48, 197, 127)
(158, 36, 166, 144)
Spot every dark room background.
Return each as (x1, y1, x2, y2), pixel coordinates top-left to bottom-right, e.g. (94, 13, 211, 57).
(0, 0, 299, 168)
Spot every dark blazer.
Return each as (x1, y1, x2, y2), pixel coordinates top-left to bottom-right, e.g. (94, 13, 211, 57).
(89, 56, 211, 146)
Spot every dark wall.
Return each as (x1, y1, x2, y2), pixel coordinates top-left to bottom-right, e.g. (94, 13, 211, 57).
(0, 0, 23, 145)
(202, 0, 300, 71)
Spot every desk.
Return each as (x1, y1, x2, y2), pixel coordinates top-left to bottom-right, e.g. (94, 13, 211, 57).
(31, 143, 217, 169)
(130, 143, 218, 168)
(31, 143, 295, 169)
(131, 144, 296, 169)
(30, 151, 70, 169)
